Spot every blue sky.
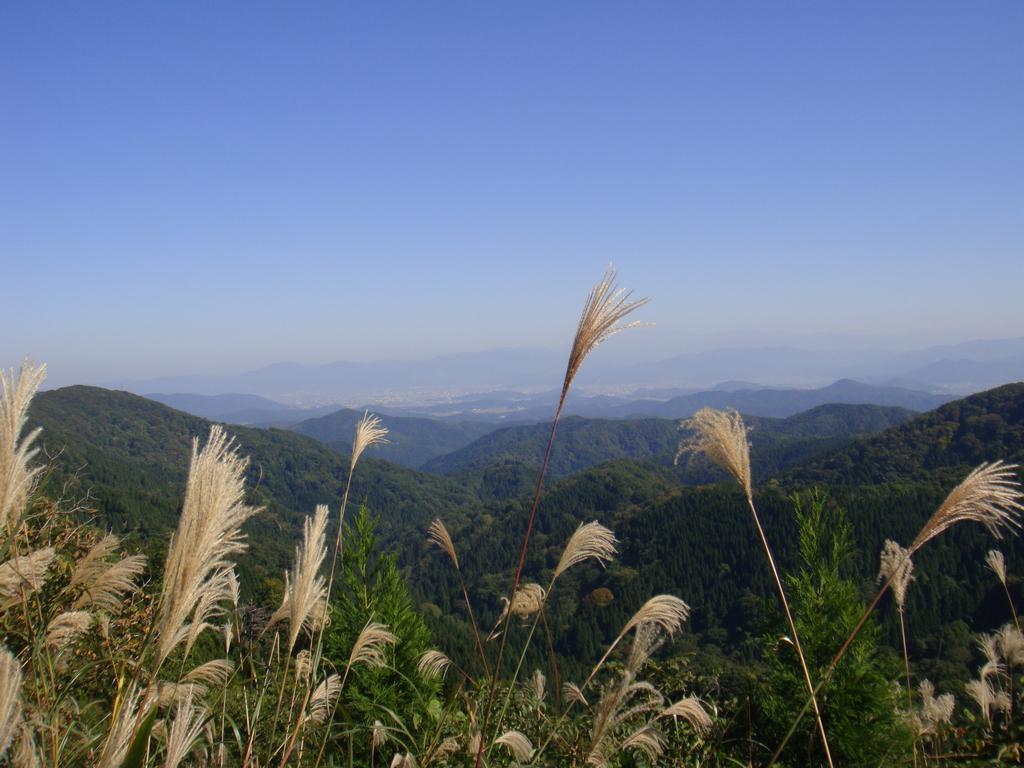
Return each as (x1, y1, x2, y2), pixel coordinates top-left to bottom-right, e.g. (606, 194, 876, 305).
(2, 3, 1022, 385)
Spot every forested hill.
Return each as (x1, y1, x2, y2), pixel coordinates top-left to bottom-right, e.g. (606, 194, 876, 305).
(422, 404, 916, 477)
(290, 408, 495, 468)
(789, 382, 1024, 485)
(28, 386, 478, 591)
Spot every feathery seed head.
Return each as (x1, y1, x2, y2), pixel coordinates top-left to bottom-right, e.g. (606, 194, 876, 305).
(0, 361, 46, 534)
(494, 730, 534, 763)
(347, 621, 397, 670)
(416, 649, 451, 680)
(555, 521, 617, 580)
(622, 595, 690, 639)
(389, 754, 416, 768)
(986, 549, 1008, 585)
(911, 461, 1024, 552)
(562, 267, 649, 400)
(563, 682, 589, 707)
(351, 413, 389, 470)
(997, 623, 1024, 667)
(183, 659, 234, 687)
(46, 611, 93, 651)
(677, 408, 752, 496)
(662, 697, 713, 735)
(0, 548, 55, 610)
(878, 539, 914, 612)
(269, 504, 329, 651)
(0, 648, 23, 758)
(426, 518, 458, 568)
(71, 535, 146, 612)
(307, 674, 341, 726)
(155, 425, 260, 665)
(530, 668, 546, 703)
(372, 720, 387, 748)
(619, 726, 665, 764)
(162, 692, 208, 768)
(295, 650, 312, 683)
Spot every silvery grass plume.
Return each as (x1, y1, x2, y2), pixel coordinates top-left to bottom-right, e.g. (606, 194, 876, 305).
(661, 697, 713, 735)
(70, 534, 147, 611)
(0, 361, 46, 533)
(155, 425, 259, 665)
(911, 461, 1024, 551)
(997, 623, 1024, 666)
(553, 521, 617, 580)
(306, 674, 341, 726)
(162, 692, 208, 768)
(372, 719, 387, 749)
(563, 682, 589, 707)
(416, 649, 451, 680)
(427, 518, 458, 568)
(183, 659, 234, 688)
(965, 677, 1004, 726)
(346, 621, 397, 672)
(561, 266, 649, 401)
(878, 539, 914, 613)
(351, 412, 389, 469)
(0, 548, 55, 611)
(390, 753, 417, 768)
(676, 408, 752, 497)
(530, 668, 546, 703)
(269, 504, 329, 652)
(490, 583, 547, 638)
(917, 680, 955, 736)
(619, 726, 666, 765)
(494, 730, 534, 763)
(97, 683, 155, 768)
(0, 648, 22, 757)
(45, 611, 93, 651)
(987, 549, 1008, 585)
(585, 596, 689, 687)
(586, 675, 664, 768)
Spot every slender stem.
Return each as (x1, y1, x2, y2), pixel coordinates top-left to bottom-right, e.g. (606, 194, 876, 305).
(899, 609, 917, 768)
(1002, 580, 1021, 633)
(540, 607, 562, 708)
(475, 398, 566, 768)
(455, 565, 491, 679)
(745, 495, 834, 768)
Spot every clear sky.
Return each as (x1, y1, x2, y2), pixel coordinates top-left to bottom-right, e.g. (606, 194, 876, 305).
(3, 2, 1022, 386)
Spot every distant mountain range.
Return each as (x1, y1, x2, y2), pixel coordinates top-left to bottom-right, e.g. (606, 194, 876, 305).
(106, 337, 1024, 404)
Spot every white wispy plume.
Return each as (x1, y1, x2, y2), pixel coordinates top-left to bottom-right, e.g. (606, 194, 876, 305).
(676, 408, 752, 497)
(154, 426, 260, 665)
(269, 504, 329, 651)
(877, 539, 914, 613)
(162, 692, 208, 768)
(306, 674, 341, 726)
(347, 621, 397, 671)
(416, 650, 452, 680)
(0, 361, 46, 533)
(96, 683, 155, 768)
(554, 521, 617, 580)
(183, 659, 234, 688)
(0, 548, 55, 610)
(45, 611, 93, 651)
(70, 534, 147, 612)
(0, 648, 23, 757)
(986, 549, 1008, 585)
(561, 266, 649, 400)
(426, 518, 458, 568)
(351, 413, 389, 469)
(494, 730, 534, 763)
(661, 697, 713, 735)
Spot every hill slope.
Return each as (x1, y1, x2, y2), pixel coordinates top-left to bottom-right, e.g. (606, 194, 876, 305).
(422, 404, 916, 477)
(29, 386, 477, 589)
(290, 409, 496, 468)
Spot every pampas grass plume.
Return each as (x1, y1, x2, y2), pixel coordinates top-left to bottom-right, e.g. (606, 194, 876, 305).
(0, 648, 22, 757)
(427, 518, 458, 568)
(987, 549, 1008, 585)
(351, 412, 389, 469)
(554, 521, 617, 580)
(0, 361, 46, 532)
(677, 408, 752, 497)
(878, 539, 914, 612)
(270, 504, 329, 651)
(347, 621, 397, 670)
(494, 730, 534, 763)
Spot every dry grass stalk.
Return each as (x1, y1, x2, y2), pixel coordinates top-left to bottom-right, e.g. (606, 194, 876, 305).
(0, 361, 46, 533)
(553, 521, 617, 580)
(416, 650, 452, 680)
(677, 408, 752, 497)
(0, 648, 23, 757)
(269, 505, 329, 652)
(494, 730, 534, 763)
(562, 682, 589, 707)
(878, 539, 914, 613)
(426, 518, 458, 568)
(562, 266, 649, 400)
(155, 425, 259, 665)
(0, 548, 55, 610)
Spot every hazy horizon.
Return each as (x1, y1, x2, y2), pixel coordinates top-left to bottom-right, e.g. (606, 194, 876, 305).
(4, 3, 1023, 386)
